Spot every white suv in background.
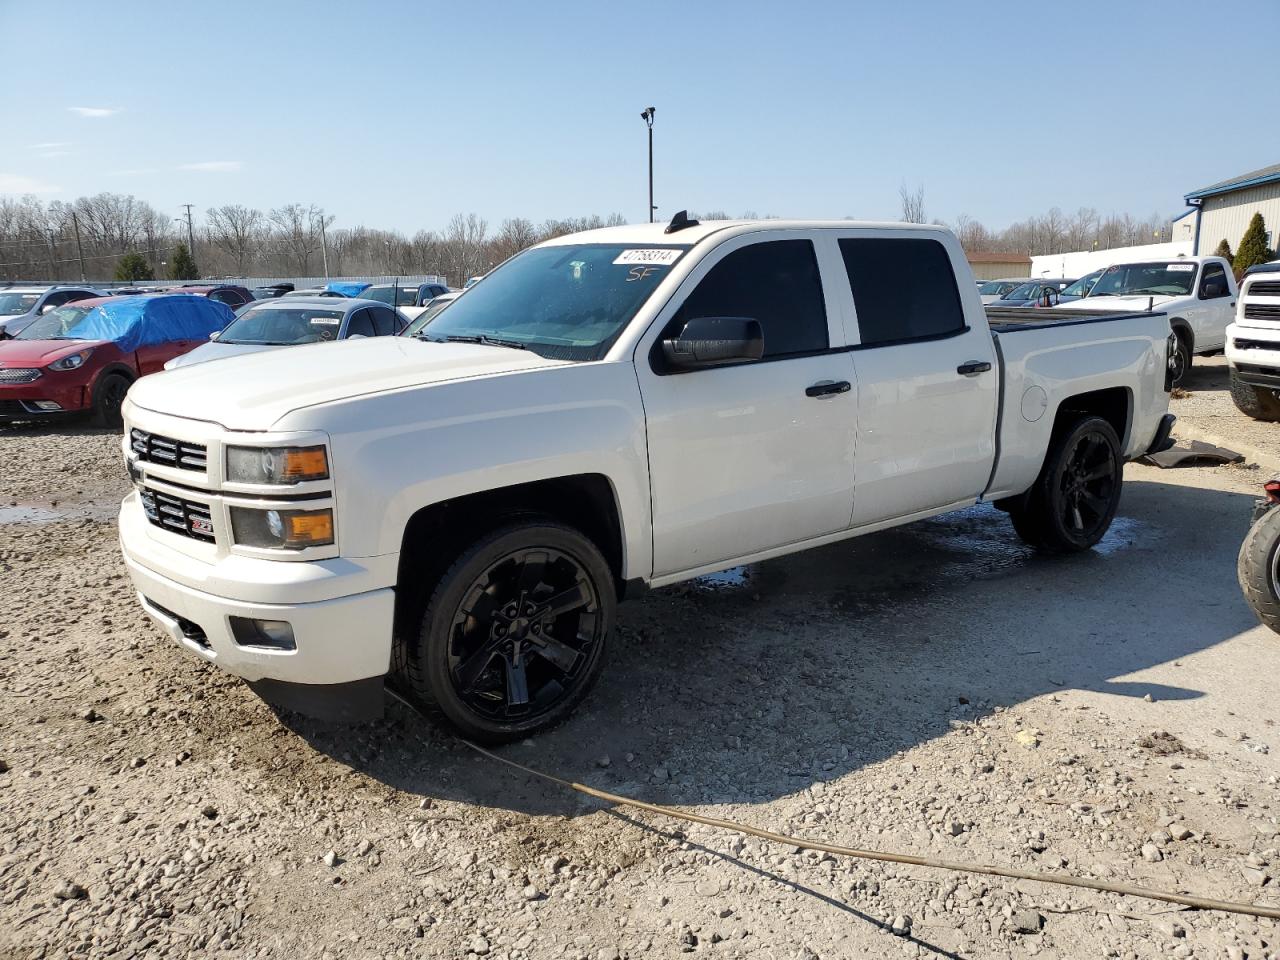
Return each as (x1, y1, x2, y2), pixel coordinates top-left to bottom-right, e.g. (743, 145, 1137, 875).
(1226, 263, 1280, 420)
(0, 285, 105, 337)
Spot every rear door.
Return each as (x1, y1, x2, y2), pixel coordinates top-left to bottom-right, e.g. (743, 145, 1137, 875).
(835, 231, 999, 526)
(635, 232, 857, 578)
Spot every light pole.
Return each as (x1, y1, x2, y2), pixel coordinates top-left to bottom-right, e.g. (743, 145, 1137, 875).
(640, 106, 656, 223)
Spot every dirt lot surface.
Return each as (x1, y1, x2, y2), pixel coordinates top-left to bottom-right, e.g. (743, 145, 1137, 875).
(3, 392, 1280, 959)
(1172, 357, 1280, 470)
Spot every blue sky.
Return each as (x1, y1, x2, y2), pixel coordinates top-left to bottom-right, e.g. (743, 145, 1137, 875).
(2, 0, 1275, 235)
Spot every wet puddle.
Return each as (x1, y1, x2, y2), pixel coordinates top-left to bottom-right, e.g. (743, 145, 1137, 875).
(0, 501, 118, 524)
(686, 503, 1150, 601)
(0, 505, 62, 524)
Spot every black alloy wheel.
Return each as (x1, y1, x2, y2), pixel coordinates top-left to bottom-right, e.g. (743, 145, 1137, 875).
(92, 374, 130, 428)
(399, 520, 615, 742)
(1055, 429, 1120, 541)
(1009, 416, 1123, 553)
(448, 546, 604, 724)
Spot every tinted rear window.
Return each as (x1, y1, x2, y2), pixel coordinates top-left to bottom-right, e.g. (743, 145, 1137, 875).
(839, 238, 965, 346)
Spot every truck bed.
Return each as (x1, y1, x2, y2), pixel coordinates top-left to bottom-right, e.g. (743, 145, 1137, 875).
(986, 305, 1165, 333)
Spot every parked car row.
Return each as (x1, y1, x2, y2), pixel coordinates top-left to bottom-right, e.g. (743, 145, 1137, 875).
(0, 281, 466, 426)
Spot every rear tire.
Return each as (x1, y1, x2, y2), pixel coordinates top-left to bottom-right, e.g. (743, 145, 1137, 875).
(1229, 367, 1280, 422)
(90, 373, 131, 428)
(1009, 416, 1123, 553)
(1238, 506, 1280, 636)
(397, 520, 615, 743)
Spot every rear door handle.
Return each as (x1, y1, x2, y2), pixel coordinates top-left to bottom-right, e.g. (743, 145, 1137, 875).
(957, 361, 992, 376)
(805, 380, 852, 398)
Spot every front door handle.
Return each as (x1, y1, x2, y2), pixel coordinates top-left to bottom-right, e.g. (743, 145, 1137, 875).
(957, 361, 992, 376)
(805, 380, 852, 398)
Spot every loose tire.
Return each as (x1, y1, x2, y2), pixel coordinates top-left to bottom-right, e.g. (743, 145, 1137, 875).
(1169, 331, 1192, 386)
(1238, 506, 1280, 635)
(397, 520, 615, 742)
(91, 372, 131, 428)
(1228, 367, 1280, 422)
(1009, 416, 1123, 553)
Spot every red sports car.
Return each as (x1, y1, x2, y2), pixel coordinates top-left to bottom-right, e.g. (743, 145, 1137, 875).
(0, 294, 232, 427)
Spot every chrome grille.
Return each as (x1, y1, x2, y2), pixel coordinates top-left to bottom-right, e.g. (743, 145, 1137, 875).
(1249, 280, 1280, 296)
(139, 487, 215, 543)
(130, 428, 207, 472)
(0, 368, 40, 384)
(1243, 303, 1280, 323)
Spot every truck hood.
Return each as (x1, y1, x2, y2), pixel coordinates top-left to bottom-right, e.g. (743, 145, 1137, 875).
(0, 338, 105, 366)
(128, 335, 571, 430)
(1055, 294, 1181, 311)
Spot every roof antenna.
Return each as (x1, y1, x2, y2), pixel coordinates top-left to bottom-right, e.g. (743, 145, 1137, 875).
(665, 210, 700, 235)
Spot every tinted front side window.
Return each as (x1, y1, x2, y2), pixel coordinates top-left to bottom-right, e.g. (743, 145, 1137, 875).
(371, 307, 398, 336)
(1200, 264, 1229, 298)
(345, 309, 375, 338)
(839, 238, 965, 345)
(674, 240, 827, 358)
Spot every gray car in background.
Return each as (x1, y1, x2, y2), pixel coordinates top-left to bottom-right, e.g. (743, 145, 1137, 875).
(163, 296, 407, 370)
(0, 285, 105, 337)
(990, 278, 1077, 308)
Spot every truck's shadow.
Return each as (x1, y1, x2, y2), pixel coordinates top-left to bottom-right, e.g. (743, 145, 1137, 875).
(1180, 358, 1228, 394)
(283, 476, 1259, 822)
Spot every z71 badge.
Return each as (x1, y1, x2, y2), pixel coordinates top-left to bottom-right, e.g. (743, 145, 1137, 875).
(190, 516, 214, 537)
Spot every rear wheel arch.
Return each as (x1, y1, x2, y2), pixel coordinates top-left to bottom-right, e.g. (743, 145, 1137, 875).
(1049, 386, 1132, 450)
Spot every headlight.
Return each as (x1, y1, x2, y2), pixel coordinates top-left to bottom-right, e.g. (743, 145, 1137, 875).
(225, 445, 328, 484)
(230, 506, 334, 550)
(49, 348, 94, 371)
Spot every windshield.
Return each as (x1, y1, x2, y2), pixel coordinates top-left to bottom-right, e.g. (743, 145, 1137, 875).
(15, 304, 95, 340)
(978, 281, 1019, 296)
(419, 244, 687, 360)
(1090, 262, 1197, 297)
(1000, 282, 1041, 301)
(1060, 269, 1103, 298)
(218, 306, 347, 345)
(0, 292, 40, 316)
(363, 286, 419, 306)
(403, 297, 458, 336)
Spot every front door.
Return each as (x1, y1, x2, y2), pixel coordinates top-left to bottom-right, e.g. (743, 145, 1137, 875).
(636, 235, 857, 578)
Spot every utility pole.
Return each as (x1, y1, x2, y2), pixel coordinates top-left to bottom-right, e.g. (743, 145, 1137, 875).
(640, 106, 656, 223)
(180, 204, 195, 261)
(71, 211, 87, 281)
(319, 212, 330, 279)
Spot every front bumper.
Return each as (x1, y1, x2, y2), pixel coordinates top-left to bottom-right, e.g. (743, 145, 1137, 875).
(1227, 323, 1280, 387)
(0, 380, 88, 420)
(119, 492, 396, 714)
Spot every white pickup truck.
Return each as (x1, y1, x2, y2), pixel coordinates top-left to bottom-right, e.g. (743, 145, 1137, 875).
(1226, 264, 1280, 420)
(1052, 255, 1236, 383)
(117, 216, 1176, 741)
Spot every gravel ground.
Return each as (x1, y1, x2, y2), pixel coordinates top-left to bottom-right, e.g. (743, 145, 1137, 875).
(2, 399, 1280, 960)
(1172, 356, 1280, 469)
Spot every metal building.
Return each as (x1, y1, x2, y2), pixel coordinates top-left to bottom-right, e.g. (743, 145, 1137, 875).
(965, 251, 1032, 281)
(1184, 163, 1280, 255)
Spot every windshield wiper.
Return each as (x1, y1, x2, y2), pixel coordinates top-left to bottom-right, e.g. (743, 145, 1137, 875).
(438, 334, 528, 350)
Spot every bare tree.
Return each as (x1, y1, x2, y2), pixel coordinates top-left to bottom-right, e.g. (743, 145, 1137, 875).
(268, 204, 331, 275)
(489, 217, 539, 265)
(206, 205, 264, 275)
(899, 183, 926, 223)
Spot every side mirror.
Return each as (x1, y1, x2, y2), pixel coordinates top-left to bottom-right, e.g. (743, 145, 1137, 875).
(1201, 281, 1224, 298)
(661, 316, 764, 370)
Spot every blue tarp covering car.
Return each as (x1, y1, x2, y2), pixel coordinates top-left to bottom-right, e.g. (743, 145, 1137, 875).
(324, 281, 372, 297)
(61, 295, 233, 352)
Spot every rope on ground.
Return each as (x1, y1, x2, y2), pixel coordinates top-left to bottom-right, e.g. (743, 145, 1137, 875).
(456, 738, 1280, 921)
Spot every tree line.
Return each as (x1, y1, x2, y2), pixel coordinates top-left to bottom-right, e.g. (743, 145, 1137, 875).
(0, 193, 628, 284)
(1, 187, 1230, 285)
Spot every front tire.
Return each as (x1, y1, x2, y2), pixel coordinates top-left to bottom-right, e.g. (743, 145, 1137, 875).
(1009, 416, 1123, 553)
(1229, 367, 1280, 422)
(398, 520, 615, 743)
(1169, 332, 1192, 386)
(90, 373, 131, 428)
(1238, 506, 1280, 635)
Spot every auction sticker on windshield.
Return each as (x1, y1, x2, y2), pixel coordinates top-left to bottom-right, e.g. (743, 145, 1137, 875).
(1166, 264, 1195, 272)
(613, 249, 682, 266)
(309, 317, 341, 325)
